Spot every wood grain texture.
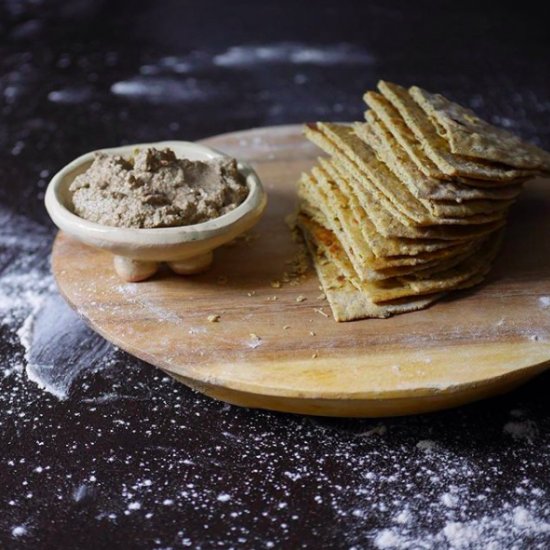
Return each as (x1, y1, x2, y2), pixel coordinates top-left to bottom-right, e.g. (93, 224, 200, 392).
(52, 125, 550, 417)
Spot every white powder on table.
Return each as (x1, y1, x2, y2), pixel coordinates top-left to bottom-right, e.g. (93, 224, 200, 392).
(0, 206, 117, 399)
(503, 420, 538, 443)
(11, 525, 27, 537)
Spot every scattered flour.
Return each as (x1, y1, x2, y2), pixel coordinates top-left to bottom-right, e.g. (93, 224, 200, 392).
(375, 529, 404, 549)
(247, 333, 262, 349)
(122, 43, 375, 111)
(73, 484, 91, 502)
(441, 492, 460, 509)
(136, 43, 374, 76)
(394, 509, 412, 525)
(491, 115, 517, 129)
(21, 292, 114, 399)
(416, 440, 439, 453)
(48, 86, 93, 104)
(111, 77, 217, 103)
(109, 42, 376, 126)
(212, 43, 375, 67)
(140, 56, 192, 75)
(374, 504, 550, 549)
(539, 296, 550, 309)
(0, 206, 116, 399)
(356, 424, 387, 437)
(503, 420, 538, 443)
(11, 526, 27, 538)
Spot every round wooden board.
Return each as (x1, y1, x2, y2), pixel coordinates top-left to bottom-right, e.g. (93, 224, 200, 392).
(52, 125, 550, 417)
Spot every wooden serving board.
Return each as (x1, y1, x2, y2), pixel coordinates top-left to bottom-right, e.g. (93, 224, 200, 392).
(52, 125, 550, 417)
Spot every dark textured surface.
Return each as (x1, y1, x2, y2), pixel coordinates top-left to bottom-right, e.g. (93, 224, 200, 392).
(1, 1, 550, 548)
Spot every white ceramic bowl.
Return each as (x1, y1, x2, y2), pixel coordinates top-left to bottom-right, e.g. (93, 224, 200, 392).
(45, 141, 267, 281)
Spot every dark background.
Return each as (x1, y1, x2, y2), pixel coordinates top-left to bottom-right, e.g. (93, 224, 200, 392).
(1, 1, 550, 548)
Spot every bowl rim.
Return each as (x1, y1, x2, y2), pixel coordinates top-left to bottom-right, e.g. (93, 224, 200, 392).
(44, 140, 266, 246)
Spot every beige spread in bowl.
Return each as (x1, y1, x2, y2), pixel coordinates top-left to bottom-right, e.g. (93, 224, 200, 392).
(70, 147, 249, 229)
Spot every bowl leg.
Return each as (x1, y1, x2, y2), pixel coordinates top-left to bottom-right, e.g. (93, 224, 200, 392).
(113, 256, 159, 282)
(168, 251, 213, 275)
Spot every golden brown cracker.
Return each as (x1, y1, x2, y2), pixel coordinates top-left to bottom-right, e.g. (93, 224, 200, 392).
(297, 214, 443, 321)
(377, 81, 533, 182)
(328, 159, 506, 241)
(410, 85, 550, 172)
(369, 230, 503, 303)
(355, 118, 514, 218)
(309, 122, 509, 226)
(363, 91, 526, 194)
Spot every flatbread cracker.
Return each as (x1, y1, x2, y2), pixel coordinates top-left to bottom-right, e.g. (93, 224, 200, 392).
(297, 214, 443, 321)
(298, 184, 488, 284)
(410, 85, 550, 172)
(298, 175, 428, 278)
(304, 166, 486, 262)
(357, 106, 523, 202)
(309, 122, 508, 226)
(298, 173, 475, 278)
(312, 165, 495, 278)
(316, 160, 500, 277)
(328, 159, 506, 241)
(369, 231, 503, 303)
(298, 211, 498, 314)
(300, 183, 498, 292)
(363, 91, 526, 194)
(377, 81, 533, 182)
(315, 159, 469, 256)
(355, 118, 515, 217)
(293, 80, 530, 321)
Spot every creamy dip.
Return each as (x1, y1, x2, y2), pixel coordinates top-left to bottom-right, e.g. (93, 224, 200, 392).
(69, 147, 248, 228)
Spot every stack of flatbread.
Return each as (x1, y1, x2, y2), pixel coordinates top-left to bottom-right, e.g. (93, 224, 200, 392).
(298, 81, 550, 322)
